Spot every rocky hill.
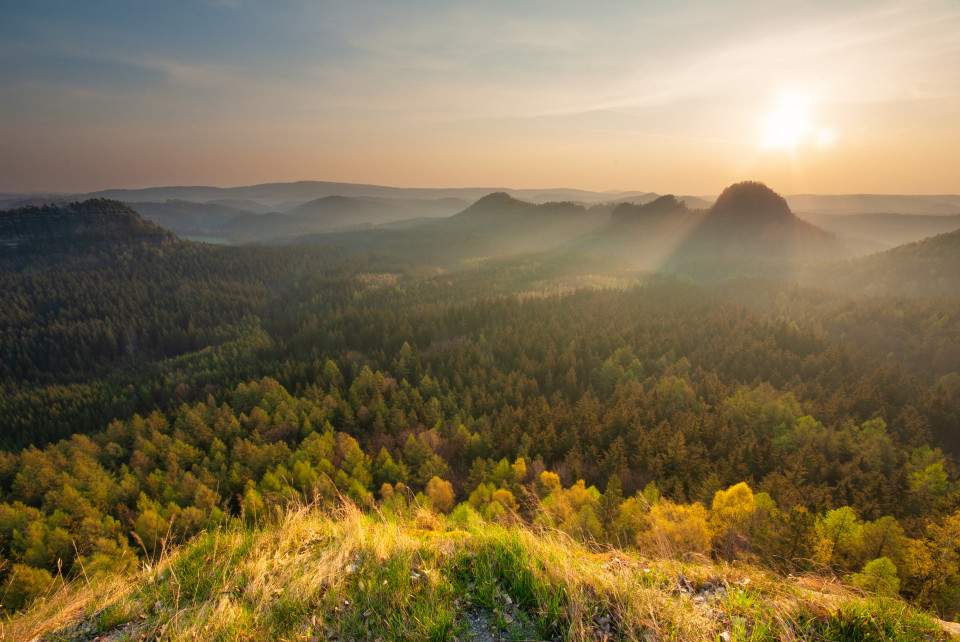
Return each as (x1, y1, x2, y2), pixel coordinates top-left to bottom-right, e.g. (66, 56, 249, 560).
(671, 181, 847, 262)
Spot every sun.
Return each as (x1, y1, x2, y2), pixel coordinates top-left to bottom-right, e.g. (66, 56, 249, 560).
(763, 94, 813, 149)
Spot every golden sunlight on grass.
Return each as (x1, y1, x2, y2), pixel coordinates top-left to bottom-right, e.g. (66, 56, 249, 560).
(4, 503, 953, 641)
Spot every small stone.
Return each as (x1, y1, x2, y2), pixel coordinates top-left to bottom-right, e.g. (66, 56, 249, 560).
(720, 633, 731, 642)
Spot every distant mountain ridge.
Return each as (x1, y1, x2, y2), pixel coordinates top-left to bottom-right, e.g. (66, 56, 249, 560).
(283, 192, 613, 264)
(130, 200, 252, 237)
(69, 181, 647, 209)
(797, 212, 960, 250)
(786, 193, 960, 216)
(123, 195, 468, 243)
(215, 195, 468, 242)
(4, 183, 955, 294)
(4, 181, 959, 219)
(280, 195, 466, 230)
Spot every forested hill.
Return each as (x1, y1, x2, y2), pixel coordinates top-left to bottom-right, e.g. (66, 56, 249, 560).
(570, 195, 704, 269)
(807, 227, 960, 297)
(0, 199, 174, 256)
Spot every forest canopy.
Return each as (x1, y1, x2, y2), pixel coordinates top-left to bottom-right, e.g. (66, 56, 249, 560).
(1, 197, 959, 618)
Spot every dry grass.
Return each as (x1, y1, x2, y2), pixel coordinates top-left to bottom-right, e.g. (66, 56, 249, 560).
(2, 569, 133, 641)
(3, 503, 953, 641)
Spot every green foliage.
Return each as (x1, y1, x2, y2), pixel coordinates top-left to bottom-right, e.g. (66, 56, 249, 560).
(1, 562, 61, 613)
(795, 596, 942, 641)
(654, 375, 701, 415)
(723, 383, 802, 444)
(850, 557, 901, 596)
(815, 507, 864, 568)
(448, 503, 484, 531)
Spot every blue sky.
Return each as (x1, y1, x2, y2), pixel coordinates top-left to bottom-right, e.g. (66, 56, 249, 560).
(2, 0, 959, 194)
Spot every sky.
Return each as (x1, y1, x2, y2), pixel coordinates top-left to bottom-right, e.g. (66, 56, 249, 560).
(1, 0, 959, 195)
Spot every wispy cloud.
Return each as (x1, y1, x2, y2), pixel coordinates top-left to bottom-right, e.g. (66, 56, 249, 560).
(2, 0, 958, 192)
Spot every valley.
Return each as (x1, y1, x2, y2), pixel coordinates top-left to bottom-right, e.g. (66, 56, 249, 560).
(1, 180, 959, 639)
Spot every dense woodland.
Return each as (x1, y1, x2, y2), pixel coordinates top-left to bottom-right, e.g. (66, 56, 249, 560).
(1, 199, 959, 618)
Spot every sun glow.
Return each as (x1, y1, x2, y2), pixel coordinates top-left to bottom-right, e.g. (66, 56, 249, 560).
(759, 92, 839, 152)
(763, 94, 813, 148)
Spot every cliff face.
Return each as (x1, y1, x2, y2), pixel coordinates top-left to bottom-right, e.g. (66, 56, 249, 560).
(0, 199, 174, 250)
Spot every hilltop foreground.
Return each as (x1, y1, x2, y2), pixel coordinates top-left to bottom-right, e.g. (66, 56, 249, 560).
(8, 504, 954, 641)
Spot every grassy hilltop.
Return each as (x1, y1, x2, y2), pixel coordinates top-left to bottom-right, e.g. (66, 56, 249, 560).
(7, 503, 955, 642)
